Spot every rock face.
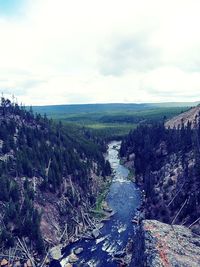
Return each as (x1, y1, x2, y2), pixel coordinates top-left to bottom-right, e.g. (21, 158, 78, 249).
(165, 106, 200, 129)
(133, 220, 200, 267)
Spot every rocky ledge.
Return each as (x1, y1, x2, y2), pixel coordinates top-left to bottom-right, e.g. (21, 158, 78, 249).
(132, 220, 200, 267)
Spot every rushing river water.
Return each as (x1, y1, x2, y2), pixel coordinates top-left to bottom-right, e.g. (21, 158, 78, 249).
(57, 141, 141, 267)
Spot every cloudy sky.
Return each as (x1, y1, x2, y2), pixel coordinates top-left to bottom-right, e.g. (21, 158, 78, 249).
(0, 0, 200, 105)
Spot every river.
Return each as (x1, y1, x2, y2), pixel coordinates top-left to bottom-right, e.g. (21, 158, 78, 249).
(54, 141, 141, 267)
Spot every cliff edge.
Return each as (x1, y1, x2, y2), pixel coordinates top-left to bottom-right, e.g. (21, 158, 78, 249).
(133, 220, 200, 267)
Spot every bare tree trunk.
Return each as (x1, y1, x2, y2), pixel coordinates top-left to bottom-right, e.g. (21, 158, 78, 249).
(46, 158, 52, 181)
(167, 182, 186, 207)
(17, 238, 36, 267)
(188, 217, 200, 228)
(171, 198, 188, 224)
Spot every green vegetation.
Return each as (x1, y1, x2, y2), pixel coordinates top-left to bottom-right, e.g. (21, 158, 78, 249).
(95, 184, 110, 212)
(92, 159, 112, 217)
(0, 98, 197, 253)
(121, 120, 200, 226)
(32, 104, 190, 140)
(91, 179, 112, 218)
(86, 123, 137, 140)
(32, 102, 198, 117)
(0, 98, 111, 253)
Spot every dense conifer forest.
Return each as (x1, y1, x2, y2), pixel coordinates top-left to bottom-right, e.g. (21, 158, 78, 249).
(1, 97, 200, 266)
(120, 119, 200, 229)
(0, 98, 111, 253)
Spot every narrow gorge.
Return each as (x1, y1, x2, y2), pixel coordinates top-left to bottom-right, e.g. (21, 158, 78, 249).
(51, 141, 141, 267)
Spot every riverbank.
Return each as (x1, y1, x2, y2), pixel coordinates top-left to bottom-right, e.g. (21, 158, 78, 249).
(49, 141, 142, 267)
(0, 176, 111, 267)
(0, 141, 142, 267)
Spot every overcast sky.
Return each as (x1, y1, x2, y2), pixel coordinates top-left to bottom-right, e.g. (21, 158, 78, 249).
(0, 0, 200, 105)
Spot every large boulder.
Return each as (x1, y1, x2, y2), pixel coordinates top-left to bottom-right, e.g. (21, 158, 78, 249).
(68, 253, 78, 263)
(133, 220, 200, 267)
(49, 245, 62, 260)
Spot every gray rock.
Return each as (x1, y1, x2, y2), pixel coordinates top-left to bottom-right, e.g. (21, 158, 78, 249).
(102, 201, 113, 213)
(68, 252, 78, 263)
(92, 229, 100, 239)
(132, 220, 200, 267)
(49, 245, 62, 260)
(74, 247, 84, 255)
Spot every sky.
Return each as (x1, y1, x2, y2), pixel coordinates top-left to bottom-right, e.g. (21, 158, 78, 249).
(0, 0, 200, 105)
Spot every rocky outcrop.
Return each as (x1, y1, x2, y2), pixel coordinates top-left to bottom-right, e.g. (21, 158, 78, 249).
(133, 220, 200, 267)
(165, 106, 200, 129)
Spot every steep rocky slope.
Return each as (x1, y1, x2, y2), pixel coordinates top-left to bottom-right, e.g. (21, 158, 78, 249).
(0, 98, 111, 265)
(121, 106, 200, 266)
(121, 122, 200, 228)
(165, 106, 200, 128)
(133, 220, 200, 267)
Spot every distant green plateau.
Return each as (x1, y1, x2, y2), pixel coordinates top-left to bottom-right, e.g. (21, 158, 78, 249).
(32, 102, 198, 139)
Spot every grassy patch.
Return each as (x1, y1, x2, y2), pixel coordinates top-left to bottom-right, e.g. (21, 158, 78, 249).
(91, 178, 112, 218)
(86, 123, 137, 140)
(127, 168, 135, 182)
(32, 105, 190, 139)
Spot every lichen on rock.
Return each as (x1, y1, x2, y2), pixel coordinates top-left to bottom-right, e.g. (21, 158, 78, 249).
(133, 220, 200, 267)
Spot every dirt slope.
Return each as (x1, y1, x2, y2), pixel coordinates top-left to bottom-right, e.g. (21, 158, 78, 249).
(165, 106, 200, 128)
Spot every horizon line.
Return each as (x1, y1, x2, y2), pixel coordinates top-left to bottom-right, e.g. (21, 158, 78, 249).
(29, 101, 200, 107)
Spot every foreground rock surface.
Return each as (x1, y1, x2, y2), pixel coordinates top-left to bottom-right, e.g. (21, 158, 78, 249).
(133, 220, 200, 267)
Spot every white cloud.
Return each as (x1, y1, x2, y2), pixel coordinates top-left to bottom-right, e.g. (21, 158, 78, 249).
(0, 0, 200, 105)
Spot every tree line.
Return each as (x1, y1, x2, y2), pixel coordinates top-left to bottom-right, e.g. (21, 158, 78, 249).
(120, 118, 200, 227)
(0, 97, 111, 252)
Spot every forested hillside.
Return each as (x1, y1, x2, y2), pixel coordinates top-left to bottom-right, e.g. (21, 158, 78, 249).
(33, 103, 190, 140)
(0, 98, 111, 256)
(120, 114, 200, 231)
